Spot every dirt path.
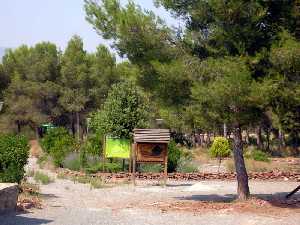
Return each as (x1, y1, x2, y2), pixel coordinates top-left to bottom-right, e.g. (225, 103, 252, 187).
(1, 156, 300, 225)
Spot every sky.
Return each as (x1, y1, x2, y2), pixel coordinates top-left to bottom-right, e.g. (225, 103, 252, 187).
(0, 0, 178, 54)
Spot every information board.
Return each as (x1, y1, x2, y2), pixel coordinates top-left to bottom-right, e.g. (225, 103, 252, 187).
(105, 137, 131, 159)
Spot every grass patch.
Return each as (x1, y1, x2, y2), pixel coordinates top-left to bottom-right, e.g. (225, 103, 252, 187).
(139, 164, 161, 173)
(34, 171, 53, 185)
(176, 160, 199, 173)
(225, 159, 273, 173)
(85, 162, 123, 174)
(90, 177, 105, 189)
(26, 170, 35, 177)
(62, 152, 81, 171)
(71, 175, 91, 184)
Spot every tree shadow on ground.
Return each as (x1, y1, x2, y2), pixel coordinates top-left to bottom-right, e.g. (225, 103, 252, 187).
(38, 193, 58, 200)
(175, 192, 300, 209)
(0, 212, 52, 225)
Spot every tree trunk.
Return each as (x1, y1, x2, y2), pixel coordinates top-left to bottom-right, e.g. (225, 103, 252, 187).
(71, 114, 76, 137)
(17, 121, 21, 133)
(76, 111, 80, 141)
(256, 126, 263, 150)
(266, 129, 270, 152)
(223, 123, 227, 138)
(278, 129, 285, 151)
(35, 126, 39, 140)
(233, 125, 250, 200)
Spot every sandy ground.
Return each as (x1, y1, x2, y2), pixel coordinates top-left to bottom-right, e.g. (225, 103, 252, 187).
(1, 157, 299, 225)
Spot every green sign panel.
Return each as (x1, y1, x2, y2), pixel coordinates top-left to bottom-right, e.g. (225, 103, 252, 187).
(105, 137, 131, 159)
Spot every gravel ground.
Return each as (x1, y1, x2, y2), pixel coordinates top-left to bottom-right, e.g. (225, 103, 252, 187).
(1, 157, 299, 225)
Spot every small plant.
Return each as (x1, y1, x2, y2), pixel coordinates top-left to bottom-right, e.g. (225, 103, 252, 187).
(63, 152, 81, 171)
(27, 170, 35, 177)
(251, 150, 270, 162)
(176, 158, 198, 173)
(139, 164, 161, 173)
(90, 177, 104, 189)
(40, 127, 75, 167)
(210, 137, 231, 172)
(72, 175, 91, 184)
(168, 140, 182, 172)
(85, 162, 122, 173)
(34, 171, 53, 185)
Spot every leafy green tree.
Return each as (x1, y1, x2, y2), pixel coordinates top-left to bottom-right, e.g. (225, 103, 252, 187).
(1, 43, 61, 135)
(60, 35, 89, 140)
(90, 81, 150, 138)
(0, 64, 9, 100)
(210, 137, 231, 172)
(156, 0, 297, 57)
(88, 44, 119, 108)
(85, 0, 178, 91)
(192, 58, 262, 199)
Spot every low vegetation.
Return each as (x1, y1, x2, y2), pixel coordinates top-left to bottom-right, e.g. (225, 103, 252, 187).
(34, 171, 53, 185)
(0, 134, 29, 183)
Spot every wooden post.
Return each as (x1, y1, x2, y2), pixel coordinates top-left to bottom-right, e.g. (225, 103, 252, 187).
(129, 144, 133, 173)
(102, 136, 106, 172)
(163, 143, 168, 186)
(132, 143, 136, 186)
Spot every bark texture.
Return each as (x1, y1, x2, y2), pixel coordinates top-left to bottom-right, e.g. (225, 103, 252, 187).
(233, 125, 250, 200)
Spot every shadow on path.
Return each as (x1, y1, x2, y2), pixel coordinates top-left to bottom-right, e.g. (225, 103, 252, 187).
(0, 212, 52, 225)
(175, 192, 300, 209)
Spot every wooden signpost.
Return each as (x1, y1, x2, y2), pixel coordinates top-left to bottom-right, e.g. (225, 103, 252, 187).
(132, 129, 170, 185)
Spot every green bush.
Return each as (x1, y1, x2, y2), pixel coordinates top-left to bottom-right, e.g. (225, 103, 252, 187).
(139, 164, 161, 173)
(167, 140, 182, 172)
(34, 171, 53, 185)
(0, 134, 29, 183)
(63, 153, 81, 171)
(210, 137, 231, 159)
(79, 135, 103, 168)
(176, 151, 198, 173)
(85, 162, 122, 173)
(251, 149, 270, 162)
(176, 160, 198, 173)
(40, 127, 75, 167)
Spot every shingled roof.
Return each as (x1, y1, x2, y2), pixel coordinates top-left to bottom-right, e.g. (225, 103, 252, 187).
(133, 129, 170, 143)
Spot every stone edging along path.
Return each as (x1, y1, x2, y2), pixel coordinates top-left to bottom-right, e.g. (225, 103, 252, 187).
(59, 169, 300, 182)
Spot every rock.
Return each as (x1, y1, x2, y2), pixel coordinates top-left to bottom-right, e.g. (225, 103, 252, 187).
(0, 183, 19, 214)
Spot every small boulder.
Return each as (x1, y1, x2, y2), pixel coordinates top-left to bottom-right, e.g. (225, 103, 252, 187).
(0, 183, 19, 214)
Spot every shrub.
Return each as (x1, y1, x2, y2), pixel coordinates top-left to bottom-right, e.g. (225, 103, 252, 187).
(82, 134, 103, 156)
(167, 140, 182, 172)
(62, 152, 81, 171)
(139, 164, 161, 173)
(210, 137, 231, 158)
(176, 159, 198, 173)
(251, 149, 270, 162)
(40, 127, 75, 167)
(90, 177, 104, 189)
(90, 81, 150, 139)
(210, 137, 231, 172)
(0, 134, 29, 183)
(34, 171, 53, 185)
(225, 159, 273, 173)
(85, 162, 122, 173)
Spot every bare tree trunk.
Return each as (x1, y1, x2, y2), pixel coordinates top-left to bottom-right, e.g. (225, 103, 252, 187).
(246, 130, 250, 145)
(279, 129, 285, 151)
(233, 125, 250, 200)
(17, 121, 21, 134)
(76, 111, 80, 141)
(256, 126, 263, 150)
(223, 123, 227, 138)
(266, 129, 270, 152)
(35, 126, 39, 140)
